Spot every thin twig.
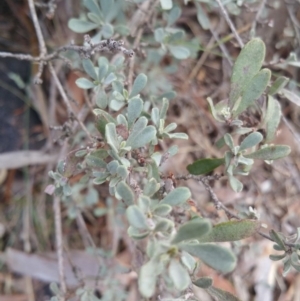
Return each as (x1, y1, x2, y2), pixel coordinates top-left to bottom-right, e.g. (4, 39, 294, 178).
(177, 173, 299, 248)
(48, 63, 93, 141)
(53, 196, 67, 299)
(215, 0, 244, 48)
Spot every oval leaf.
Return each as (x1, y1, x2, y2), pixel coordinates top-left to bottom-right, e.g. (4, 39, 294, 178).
(68, 18, 99, 33)
(265, 95, 281, 142)
(168, 45, 190, 59)
(75, 78, 95, 89)
(269, 76, 289, 95)
(105, 123, 119, 153)
(229, 38, 266, 107)
(172, 219, 212, 244)
(198, 220, 260, 243)
(233, 68, 271, 117)
(129, 73, 148, 98)
(245, 145, 291, 160)
(187, 158, 225, 175)
(193, 277, 213, 289)
(128, 97, 143, 128)
(160, 0, 172, 10)
(82, 59, 98, 80)
(180, 243, 237, 273)
(139, 260, 158, 298)
(160, 187, 191, 207)
(116, 181, 134, 205)
(126, 126, 156, 149)
(126, 205, 148, 230)
(168, 260, 190, 291)
(239, 132, 263, 152)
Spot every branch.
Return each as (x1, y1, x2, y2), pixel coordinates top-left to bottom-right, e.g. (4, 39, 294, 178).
(177, 173, 299, 249)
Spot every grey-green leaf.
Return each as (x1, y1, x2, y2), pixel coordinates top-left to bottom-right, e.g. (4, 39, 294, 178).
(193, 277, 213, 289)
(126, 125, 156, 149)
(168, 45, 190, 60)
(269, 76, 289, 95)
(128, 97, 143, 128)
(198, 220, 260, 243)
(265, 95, 281, 142)
(229, 175, 243, 193)
(180, 243, 237, 273)
(187, 158, 225, 175)
(105, 123, 119, 153)
(207, 286, 241, 301)
(95, 90, 108, 109)
(207, 97, 225, 122)
(116, 181, 134, 205)
(68, 19, 99, 33)
(126, 205, 148, 230)
(82, 59, 98, 80)
(101, 23, 114, 38)
(229, 38, 266, 107)
(144, 178, 160, 197)
(233, 68, 271, 117)
(245, 145, 291, 160)
(172, 219, 212, 244)
(139, 260, 158, 298)
(75, 78, 95, 89)
(168, 260, 190, 291)
(129, 73, 148, 98)
(153, 204, 172, 216)
(239, 132, 263, 152)
(196, 2, 210, 30)
(160, 0, 172, 10)
(167, 6, 181, 27)
(160, 187, 191, 206)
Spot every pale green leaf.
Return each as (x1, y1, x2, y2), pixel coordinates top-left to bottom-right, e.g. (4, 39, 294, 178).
(139, 260, 158, 298)
(126, 205, 148, 229)
(245, 145, 291, 160)
(129, 73, 148, 98)
(229, 38, 266, 107)
(228, 175, 243, 192)
(269, 76, 289, 95)
(265, 95, 281, 142)
(160, 0, 173, 10)
(172, 219, 212, 244)
(68, 19, 99, 33)
(128, 97, 143, 128)
(233, 68, 271, 117)
(168, 45, 190, 59)
(116, 181, 134, 205)
(105, 123, 119, 153)
(82, 59, 97, 80)
(180, 243, 237, 273)
(239, 132, 263, 152)
(160, 187, 191, 206)
(169, 260, 190, 291)
(75, 78, 95, 89)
